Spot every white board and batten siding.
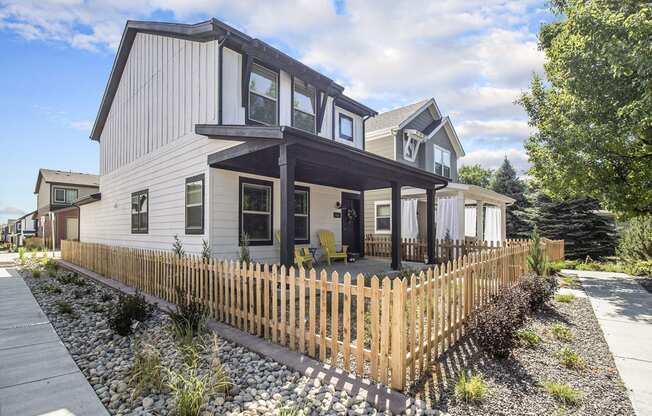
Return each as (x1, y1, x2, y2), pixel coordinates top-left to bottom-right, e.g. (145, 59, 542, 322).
(99, 33, 219, 174)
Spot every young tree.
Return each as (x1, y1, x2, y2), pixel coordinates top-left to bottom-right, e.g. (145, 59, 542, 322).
(492, 158, 531, 238)
(458, 164, 494, 188)
(520, 0, 652, 218)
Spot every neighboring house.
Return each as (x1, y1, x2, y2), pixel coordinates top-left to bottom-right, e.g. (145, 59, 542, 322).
(78, 19, 448, 270)
(364, 99, 514, 243)
(11, 210, 37, 247)
(2, 220, 16, 244)
(34, 169, 99, 249)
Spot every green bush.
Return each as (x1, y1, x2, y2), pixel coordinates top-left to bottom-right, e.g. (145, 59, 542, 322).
(31, 268, 41, 278)
(471, 285, 530, 358)
(625, 260, 652, 277)
(516, 329, 542, 347)
(551, 323, 574, 342)
(56, 301, 75, 317)
(554, 294, 576, 303)
(107, 292, 154, 336)
(558, 347, 585, 370)
(168, 288, 209, 342)
(527, 226, 549, 276)
(520, 273, 558, 311)
(544, 381, 581, 406)
(618, 215, 652, 263)
(455, 372, 488, 403)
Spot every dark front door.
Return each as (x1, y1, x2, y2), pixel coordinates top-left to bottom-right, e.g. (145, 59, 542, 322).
(341, 193, 361, 255)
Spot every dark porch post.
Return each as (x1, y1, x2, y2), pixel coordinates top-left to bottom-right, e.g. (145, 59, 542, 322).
(391, 181, 401, 270)
(426, 188, 436, 264)
(279, 144, 296, 267)
(359, 191, 365, 258)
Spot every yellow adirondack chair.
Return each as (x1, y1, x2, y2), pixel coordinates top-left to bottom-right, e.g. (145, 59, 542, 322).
(318, 230, 348, 265)
(276, 231, 313, 268)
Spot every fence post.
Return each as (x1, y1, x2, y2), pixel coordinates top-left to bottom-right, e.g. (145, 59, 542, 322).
(390, 278, 407, 390)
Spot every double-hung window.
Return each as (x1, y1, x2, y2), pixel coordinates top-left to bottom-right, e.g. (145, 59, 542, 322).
(294, 186, 310, 243)
(53, 187, 78, 204)
(339, 113, 353, 141)
(434, 145, 451, 178)
(375, 202, 391, 233)
(293, 79, 316, 133)
(240, 178, 273, 245)
(185, 175, 204, 234)
(248, 64, 278, 125)
(131, 190, 148, 234)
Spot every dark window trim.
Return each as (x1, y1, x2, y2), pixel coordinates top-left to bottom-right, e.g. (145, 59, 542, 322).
(292, 77, 317, 134)
(239, 177, 274, 246)
(294, 185, 310, 245)
(185, 174, 205, 235)
(131, 189, 149, 234)
(245, 60, 281, 127)
(338, 113, 354, 141)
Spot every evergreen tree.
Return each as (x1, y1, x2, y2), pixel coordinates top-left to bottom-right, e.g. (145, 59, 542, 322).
(527, 193, 618, 260)
(491, 158, 531, 238)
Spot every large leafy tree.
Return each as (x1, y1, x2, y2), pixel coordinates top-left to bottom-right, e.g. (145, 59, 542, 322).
(520, 0, 652, 218)
(492, 158, 531, 238)
(458, 164, 494, 188)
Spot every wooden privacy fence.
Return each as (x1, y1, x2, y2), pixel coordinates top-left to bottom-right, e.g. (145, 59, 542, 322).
(364, 235, 540, 263)
(61, 238, 563, 391)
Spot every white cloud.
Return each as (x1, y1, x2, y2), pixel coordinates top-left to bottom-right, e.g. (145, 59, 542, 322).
(69, 120, 93, 132)
(0, 206, 25, 216)
(457, 119, 533, 143)
(459, 148, 530, 174)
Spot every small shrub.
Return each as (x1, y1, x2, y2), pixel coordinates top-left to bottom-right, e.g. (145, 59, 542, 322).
(56, 272, 85, 286)
(165, 367, 212, 416)
(516, 329, 542, 347)
(551, 323, 574, 342)
(178, 343, 200, 368)
(454, 372, 488, 403)
(168, 288, 209, 342)
(201, 239, 211, 261)
(558, 347, 585, 369)
(554, 293, 576, 303)
(544, 381, 581, 406)
(239, 233, 251, 264)
(527, 226, 549, 276)
(520, 273, 557, 311)
(129, 341, 163, 398)
(172, 234, 185, 257)
(18, 247, 26, 265)
(100, 293, 113, 302)
(44, 284, 62, 294)
(471, 284, 530, 358)
(56, 301, 74, 316)
(31, 268, 41, 278)
(208, 335, 232, 393)
(107, 292, 154, 336)
(279, 407, 306, 416)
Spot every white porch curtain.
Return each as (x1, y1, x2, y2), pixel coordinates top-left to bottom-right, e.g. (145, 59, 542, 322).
(401, 199, 419, 239)
(464, 207, 477, 237)
(436, 196, 462, 240)
(484, 206, 501, 243)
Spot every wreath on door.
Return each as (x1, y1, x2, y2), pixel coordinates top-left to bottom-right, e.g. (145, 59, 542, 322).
(344, 207, 358, 223)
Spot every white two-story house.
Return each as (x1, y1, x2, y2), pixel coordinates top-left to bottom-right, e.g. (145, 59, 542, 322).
(79, 19, 449, 270)
(364, 99, 514, 243)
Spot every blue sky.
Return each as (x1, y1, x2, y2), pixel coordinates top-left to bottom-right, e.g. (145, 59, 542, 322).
(0, 0, 553, 223)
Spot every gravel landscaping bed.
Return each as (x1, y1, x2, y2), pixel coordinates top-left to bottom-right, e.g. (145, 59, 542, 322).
(409, 278, 635, 416)
(21, 267, 412, 416)
(635, 276, 652, 294)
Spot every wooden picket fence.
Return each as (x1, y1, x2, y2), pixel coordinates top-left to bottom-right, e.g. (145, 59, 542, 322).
(364, 235, 536, 263)
(61, 238, 563, 391)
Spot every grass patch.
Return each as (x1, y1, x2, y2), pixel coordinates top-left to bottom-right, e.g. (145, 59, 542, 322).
(544, 381, 581, 406)
(129, 341, 163, 398)
(279, 407, 306, 416)
(454, 372, 488, 403)
(559, 274, 580, 288)
(551, 323, 574, 342)
(43, 284, 62, 294)
(558, 347, 585, 369)
(516, 329, 542, 347)
(56, 301, 77, 318)
(554, 293, 576, 303)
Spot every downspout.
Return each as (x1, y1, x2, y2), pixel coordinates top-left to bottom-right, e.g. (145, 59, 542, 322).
(362, 114, 371, 151)
(217, 33, 229, 125)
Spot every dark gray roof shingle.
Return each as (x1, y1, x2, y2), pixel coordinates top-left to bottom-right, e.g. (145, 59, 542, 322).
(365, 99, 430, 133)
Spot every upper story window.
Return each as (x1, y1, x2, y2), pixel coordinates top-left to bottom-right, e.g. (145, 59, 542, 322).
(185, 175, 204, 235)
(248, 64, 278, 125)
(434, 145, 451, 178)
(53, 187, 78, 204)
(403, 129, 425, 162)
(339, 113, 353, 141)
(293, 79, 316, 133)
(131, 190, 148, 234)
(240, 178, 273, 245)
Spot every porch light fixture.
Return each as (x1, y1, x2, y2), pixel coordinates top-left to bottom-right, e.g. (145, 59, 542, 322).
(402, 129, 425, 162)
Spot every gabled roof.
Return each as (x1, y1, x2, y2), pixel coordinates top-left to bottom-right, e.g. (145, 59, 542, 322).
(366, 99, 430, 133)
(34, 169, 99, 194)
(90, 19, 375, 141)
(425, 116, 465, 157)
(16, 210, 36, 221)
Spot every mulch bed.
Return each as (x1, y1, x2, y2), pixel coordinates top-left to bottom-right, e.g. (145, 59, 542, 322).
(409, 281, 635, 415)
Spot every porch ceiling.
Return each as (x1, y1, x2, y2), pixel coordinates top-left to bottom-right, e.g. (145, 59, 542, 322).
(198, 124, 449, 191)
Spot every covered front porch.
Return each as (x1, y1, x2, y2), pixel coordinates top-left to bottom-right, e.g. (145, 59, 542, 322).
(198, 124, 448, 270)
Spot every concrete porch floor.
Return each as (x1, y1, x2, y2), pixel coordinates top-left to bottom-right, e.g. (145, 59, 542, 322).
(312, 256, 428, 278)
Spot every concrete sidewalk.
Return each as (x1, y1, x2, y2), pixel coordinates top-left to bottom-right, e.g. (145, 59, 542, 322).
(564, 269, 652, 416)
(0, 267, 108, 416)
